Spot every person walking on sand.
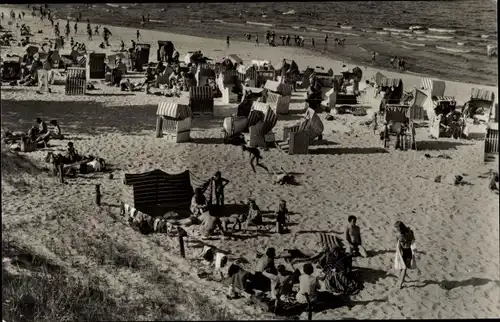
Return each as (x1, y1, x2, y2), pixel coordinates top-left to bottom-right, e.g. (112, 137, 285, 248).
(212, 171, 230, 207)
(74, 22, 78, 35)
(94, 25, 99, 36)
(65, 22, 70, 39)
(390, 56, 397, 68)
(311, 37, 315, 48)
(87, 24, 92, 41)
(371, 51, 376, 65)
(324, 34, 328, 50)
(136, 29, 141, 41)
(226, 35, 230, 48)
(394, 221, 416, 289)
(242, 145, 268, 173)
(255, 34, 259, 47)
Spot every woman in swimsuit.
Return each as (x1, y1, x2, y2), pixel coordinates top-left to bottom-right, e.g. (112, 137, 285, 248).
(395, 221, 415, 289)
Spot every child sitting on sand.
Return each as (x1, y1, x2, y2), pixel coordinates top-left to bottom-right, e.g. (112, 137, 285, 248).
(190, 188, 208, 217)
(66, 142, 77, 162)
(244, 198, 263, 229)
(296, 263, 320, 304)
(275, 200, 290, 234)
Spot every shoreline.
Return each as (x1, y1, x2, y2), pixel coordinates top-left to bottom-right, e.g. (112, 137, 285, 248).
(2, 3, 498, 87)
(0, 6, 497, 105)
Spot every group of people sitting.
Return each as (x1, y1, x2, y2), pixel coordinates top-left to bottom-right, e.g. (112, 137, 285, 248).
(186, 177, 292, 239)
(225, 230, 364, 312)
(2, 117, 63, 148)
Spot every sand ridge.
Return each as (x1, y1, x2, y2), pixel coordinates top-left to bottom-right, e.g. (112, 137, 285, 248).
(1, 7, 499, 320)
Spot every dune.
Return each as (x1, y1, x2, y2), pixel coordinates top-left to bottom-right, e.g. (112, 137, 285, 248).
(1, 5, 499, 321)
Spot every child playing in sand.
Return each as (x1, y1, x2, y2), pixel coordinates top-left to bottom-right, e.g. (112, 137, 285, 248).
(241, 145, 269, 173)
(212, 171, 229, 207)
(345, 215, 366, 257)
(275, 200, 290, 234)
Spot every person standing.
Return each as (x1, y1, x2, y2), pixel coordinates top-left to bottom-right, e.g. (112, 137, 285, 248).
(226, 35, 230, 48)
(324, 34, 328, 50)
(136, 29, 141, 41)
(212, 171, 230, 207)
(255, 34, 259, 47)
(87, 24, 92, 41)
(311, 37, 315, 48)
(74, 22, 78, 34)
(394, 221, 416, 289)
(371, 51, 376, 65)
(36, 54, 52, 94)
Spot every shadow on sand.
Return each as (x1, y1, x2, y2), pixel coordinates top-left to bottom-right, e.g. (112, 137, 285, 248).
(1, 99, 158, 135)
(412, 277, 500, 290)
(416, 140, 469, 151)
(309, 147, 389, 155)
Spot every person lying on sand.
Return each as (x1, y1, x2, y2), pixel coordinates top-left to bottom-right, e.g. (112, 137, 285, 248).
(242, 145, 269, 173)
(275, 200, 290, 234)
(190, 188, 208, 217)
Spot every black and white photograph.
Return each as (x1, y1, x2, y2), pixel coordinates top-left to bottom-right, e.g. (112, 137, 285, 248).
(1, 1, 498, 320)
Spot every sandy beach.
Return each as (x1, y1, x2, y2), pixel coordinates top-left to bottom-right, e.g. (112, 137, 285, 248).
(1, 6, 499, 320)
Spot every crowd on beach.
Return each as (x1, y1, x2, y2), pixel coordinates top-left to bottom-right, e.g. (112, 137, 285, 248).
(3, 5, 497, 316)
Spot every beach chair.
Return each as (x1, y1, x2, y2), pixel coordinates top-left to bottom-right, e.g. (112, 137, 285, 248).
(222, 116, 248, 144)
(484, 122, 499, 163)
(136, 43, 151, 68)
(256, 70, 276, 88)
(381, 105, 415, 150)
(189, 86, 214, 117)
(264, 81, 293, 115)
(1, 57, 21, 81)
(277, 126, 309, 155)
(85, 53, 106, 80)
(155, 102, 192, 143)
(65, 67, 86, 95)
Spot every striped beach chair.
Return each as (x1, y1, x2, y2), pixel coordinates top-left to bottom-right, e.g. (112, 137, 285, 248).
(318, 233, 344, 251)
(247, 102, 277, 131)
(155, 101, 192, 143)
(65, 67, 86, 95)
(85, 53, 106, 80)
(264, 81, 294, 115)
(189, 86, 214, 117)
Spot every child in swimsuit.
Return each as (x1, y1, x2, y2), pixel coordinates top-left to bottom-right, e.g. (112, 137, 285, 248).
(275, 200, 290, 234)
(345, 215, 362, 256)
(212, 171, 229, 207)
